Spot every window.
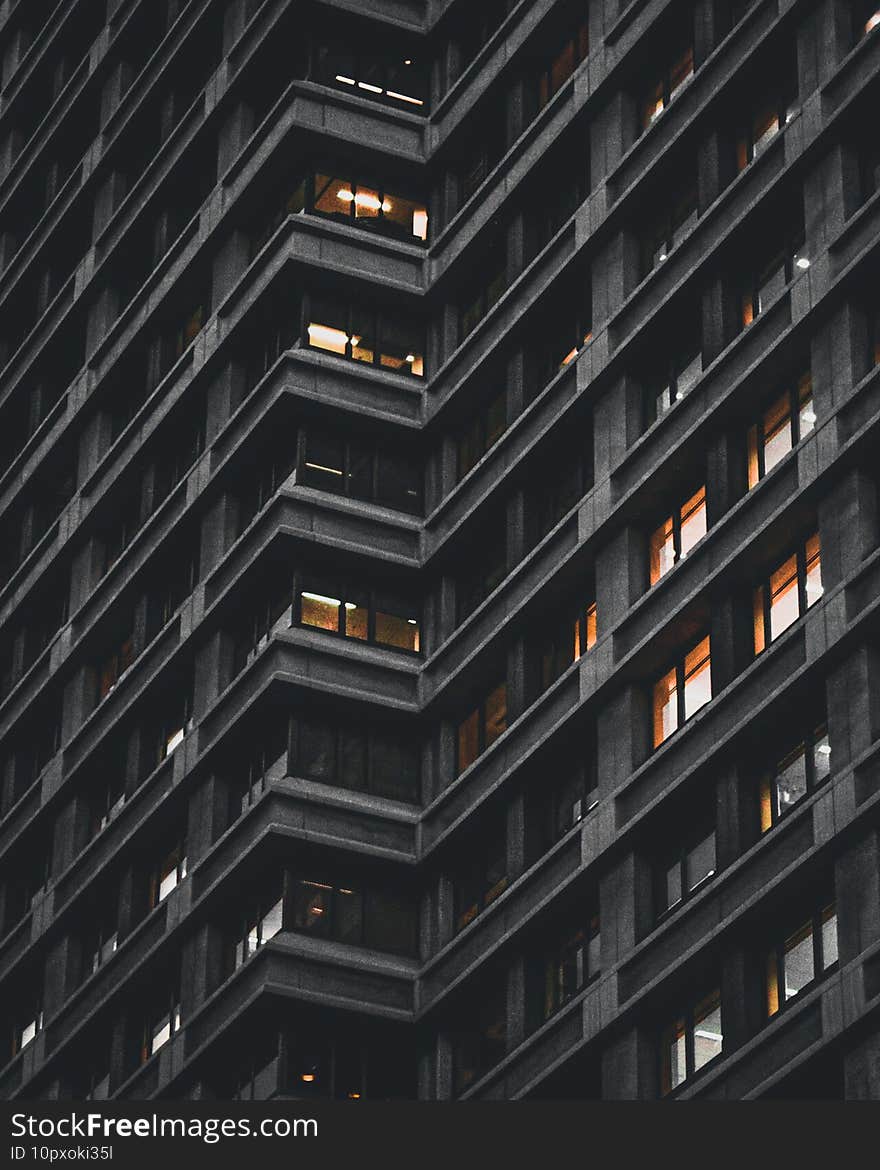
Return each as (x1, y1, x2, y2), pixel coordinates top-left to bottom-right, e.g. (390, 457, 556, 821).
(453, 828, 508, 933)
(141, 985, 181, 1063)
(538, 600, 597, 692)
(641, 180, 698, 276)
(653, 636, 712, 747)
(456, 682, 507, 774)
(459, 244, 507, 340)
(306, 294, 424, 377)
(146, 689, 193, 770)
(230, 881, 284, 971)
(293, 714, 420, 803)
(539, 910, 600, 1021)
(457, 390, 507, 481)
(83, 897, 119, 980)
(296, 579, 420, 652)
(747, 374, 815, 488)
(232, 581, 291, 678)
(315, 40, 428, 111)
(527, 763, 598, 861)
(524, 153, 588, 264)
(292, 877, 416, 956)
(741, 240, 808, 328)
(229, 722, 288, 820)
(658, 824, 716, 917)
(649, 486, 707, 585)
(301, 431, 422, 514)
(310, 172, 428, 242)
(736, 88, 798, 170)
(95, 623, 135, 703)
(532, 291, 592, 390)
(458, 96, 507, 207)
(753, 534, 823, 654)
(660, 988, 722, 1095)
(759, 723, 830, 832)
(528, 17, 590, 115)
(11, 993, 43, 1058)
(855, 0, 880, 41)
(453, 988, 507, 1096)
(457, 525, 506, 623)
(766, 903, 838, 1017)
(149, 839, 187, 907)
(640, 43, 694, 131)
(645, 347, 703, 424)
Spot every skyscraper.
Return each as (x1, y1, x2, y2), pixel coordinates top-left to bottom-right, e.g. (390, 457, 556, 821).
(1, 0, 880, 1102)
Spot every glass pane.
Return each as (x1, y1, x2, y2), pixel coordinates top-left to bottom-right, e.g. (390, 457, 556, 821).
(650, 517, 675, 584)
(766, 951, 780, 1016)
(382, 193, 428, 241)
(300, 588, 342, 632)
(380, 317, 424, 377)
(774, 744, 807, 816)
(686, 832, 716, 892)
(783, 921, 814, 999)
(349, 308, 375, 365)
(653, 666, 678, 746)
(261, 897, 283, 943)
(376, 452, 421, 512)
(665, 861, 682, 911)
(299, 717, 335, 781)
(346, 443, 373, 500)
(675, 351, 702, 399)
(683, 637, 712, 720)
(769, 554, 800, 640)
(763, 394, 793, 473)
(642, 80, 664, 128)
(798, 383, 816, 437)
(457, 709, 480, 774)
(343, 594, 369, 641)
(339, 726, 367, 790)
(484, 683, 507, 748)
(679, 487, 707, 558)
(662, 1018, 687, 1094)
(293, 880, 332, 935)
(335, 886, 363, 944)
(303, 434, 345, 493)
(821, 904, 838, 969)
(813, 728, 831, 785)
(352, 183, 382, 221)
(669, 46, 694, 96)
(753, 108, 780, 155)
(693, 991, 722, 1072)
(756, 262, 786, 313)
(805, 534, 823, 607)
(374, 595, 419, 651)
(313, 173, 350, 219)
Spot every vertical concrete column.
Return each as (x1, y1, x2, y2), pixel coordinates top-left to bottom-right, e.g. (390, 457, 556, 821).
(506, 212, 526, 285)
(43, 934, 79, 1020)
(591, 231, 639, 332)
(721, 947, 760, 1053)
(796, 0, 853, 94)
(212, 230, 251, 307)
(506, 789, 526, 882)
(199, 495, 237, 578)
(810, 300, 867, 421)
(92, 171, 128, 243)
(437, 720, 457, 791)
(193, 630, 227, 719)
(436, 576, 457, 644)
(715, 761, 751, 868)
(835, 831, 880, 966)
(595, 525, 647, 632)
(596, 687, 650, 797)
(844, 1030, 880, 1099)
(506, 637, 527, 726)
(223, 0, 247, 53)
(506, 348, 526, 422)
(100, 60, 133, 127)
(86, 287, 120, 356)
(693, 0, 721, 67)
(187, 775, 229, 865)
(803, 143, 861, 255)
(825, 645, 880, 772)
(706, 430, 742, 524)
(593, 374, 642, 482)
(589, 91, 635, 186)
(701, 277, 737, 366)
(600, 851, 653, 962)
(601, 1027, 655, 1099)
(817, 469, 879, 592)
(181, 923, 225, 1017)
(217, 101, 254, 176)
(507, 954, 527, 1051)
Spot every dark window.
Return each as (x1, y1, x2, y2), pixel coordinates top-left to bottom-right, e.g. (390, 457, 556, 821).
(314, 38, 428, 111)
(526, 16, 589, 116)
(639, 42, 694, 133)
(456, 682, 508, 774)
(453, 826, 508, 933)
(640, 178, 698, 276)
(139, 980, 181, 1066)
(148, 837, 187, 908)
(536, 908, 600, 1023)
(528, 440, 593, 547)
(457, 391, 507, 482)
(457, 522, 506, 624)
(527, 762, 598, 861)
(452, 986, 507, 1096)
(94, 620, 136, 704)
(231, 579, 292, 679)
(228, 720, 289, 821)
(81, 894, 119, 982)
(657, 823, 716, 917)
(459, 243, 507, 340)
(740, 238, 807, 329)
(759, 723, 830, 832)
(644, 346, 703, 426)
(537, 600, 597, 693)
(735, 82, 798, 170)
(293, 713, 420, 803)
(301, 431, 422, 514)
(458, 95, 508, 207)
(291, 876, 415, 956)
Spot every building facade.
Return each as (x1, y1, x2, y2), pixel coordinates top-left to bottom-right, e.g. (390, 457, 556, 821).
(0, 0, 879, 1102)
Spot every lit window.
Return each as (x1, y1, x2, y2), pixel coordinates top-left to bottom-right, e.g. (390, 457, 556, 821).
(640, 44, 694, 130)
(659, 826, 716, 916)
(747, 374, 814, 488)
(649, 486, 707, 585)
(759, 723, 830, 831)
(233, 888, 284, 970)
(310, 173, 428, 241)
(539, 600, 597, 691)
(150, 841, 187, 907)
(12, 998, 43, 1057)
(753, 534, 822, 655)
(766, 903, 838, 1017)
(292, 876, 415, 955)
(736, 88, 798, 171)
(297, 580, 420, 652)
(306, 297, 424, 377)
(142, 993, 181, 1062)
(653, 636, 712, 748)
(661, 988, 722, 1095)
(318, 43, 428, 110)
(741, 242, 805, 328)
(456, 682, 508, 775)
(534, 20, 589, 111)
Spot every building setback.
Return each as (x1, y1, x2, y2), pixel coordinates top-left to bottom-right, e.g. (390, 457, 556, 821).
(0, 0, 879, 1102)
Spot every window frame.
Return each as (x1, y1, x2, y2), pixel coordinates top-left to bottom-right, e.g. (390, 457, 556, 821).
(660, 987, 723, 1095)
(303, 294, 425, 378)
(765, 902, 838, 1018)
(295, 576, 421, 655)
(752, 533, 822, 656)
(746, 374, 815, 489)
(649, 485, 707, 586)
(759, 722, 830, 832)
(639, 42, 695, 133)
(455, 680, 508, 775)
(656, 821, 717, 919)
(652, 635, 713, 749)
